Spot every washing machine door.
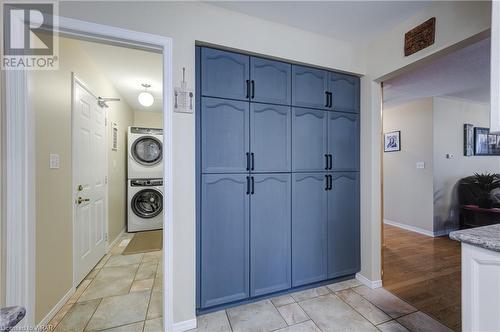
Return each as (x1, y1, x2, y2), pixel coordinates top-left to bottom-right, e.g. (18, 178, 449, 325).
(131, 189, 163, 218)
(131, 136, 163, 166)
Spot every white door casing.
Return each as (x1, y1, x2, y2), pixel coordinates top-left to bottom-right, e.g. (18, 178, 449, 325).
(72, 76, 107, 286)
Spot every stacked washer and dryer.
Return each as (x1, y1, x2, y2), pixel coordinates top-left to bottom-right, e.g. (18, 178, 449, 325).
(127, 127, 164, 232)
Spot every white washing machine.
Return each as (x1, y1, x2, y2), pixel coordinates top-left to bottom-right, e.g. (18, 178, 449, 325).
(128, 127, 163, 179)
(128, 178, 164, 232)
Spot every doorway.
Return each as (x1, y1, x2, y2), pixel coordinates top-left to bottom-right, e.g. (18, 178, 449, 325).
(381, 36, 492, 331)
(3, 17, 173, 330)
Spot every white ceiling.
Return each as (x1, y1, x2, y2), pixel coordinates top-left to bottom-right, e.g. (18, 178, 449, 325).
(77, 39, 163, 113)
(383, 38, 490, 107)
(209, 1, 431, 45)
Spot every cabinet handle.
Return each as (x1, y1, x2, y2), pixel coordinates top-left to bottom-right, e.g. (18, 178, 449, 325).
(325, 175, 329, 191)
(325, 154, 329, 170)
(328, 154, 333, 170)
(328, 175, 333, 190)
(251, 176, 255, 195)
(246, 80, 250, 99)
(251, 80, 255, 99)
(246, 176, 250, 195)
(251, 153, 255, 171)
(329, 91, 334, 109)
(325, 91, 329, 107)
(246, 152, 250, 171)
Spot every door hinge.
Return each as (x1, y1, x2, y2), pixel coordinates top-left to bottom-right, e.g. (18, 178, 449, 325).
(105, 176, 108, 184)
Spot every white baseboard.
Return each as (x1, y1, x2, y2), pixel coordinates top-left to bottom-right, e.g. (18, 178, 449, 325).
(107, 228, 125, 252)
(173, 318, 197, 332)
(37, 287, 75, 328)
(383, 219, 451, 238)
(356, 273, 382, 289)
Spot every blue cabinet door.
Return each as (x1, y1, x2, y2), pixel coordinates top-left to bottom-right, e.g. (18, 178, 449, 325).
(328, 72, 360, 113)
(292, 107, 328, 172)
(201, 174, 250, 308)
(201, 48, 249, 101)
(327, 172, 360, 279)
(250, 174, 291, 297)
(292, 65, 329, 109)
(328, 112, 359, 171)
(251, 104, 291, 173)
(292, 173, 328, 286)
(250, 57, 291, 105)
(201, 97, 249, 173)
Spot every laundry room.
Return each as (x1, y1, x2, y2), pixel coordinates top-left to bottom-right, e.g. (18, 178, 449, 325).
(28, 33, 164, 330)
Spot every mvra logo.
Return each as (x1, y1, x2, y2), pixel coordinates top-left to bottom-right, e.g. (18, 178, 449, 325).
(2, 2, 58, 70)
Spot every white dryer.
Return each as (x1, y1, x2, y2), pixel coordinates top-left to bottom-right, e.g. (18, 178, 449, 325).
(128, 178, 164, 232)
(128, 127, 163, 179)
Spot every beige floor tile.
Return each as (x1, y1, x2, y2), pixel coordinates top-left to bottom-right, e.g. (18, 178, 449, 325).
(68, 280, 92, 304)
(274, 320, 321, 332)
(78, 265, 139, 302)
(135, 262, 158, 280)
(144, 318, 163, 332)
(397, 311, 453, 332)
(85, 291, 150, 331)
(227, 299, 287, 332)
(352, 286, 417, 318)
(101, 321, 144, 332)
(271, 294, 295, 307)
(188, 310, 231, 332)
(142, 251, 162, 263)
(277, 303, 309, 325)
(49, 303, 74, 329)
(130, 278, 154, 292)
(299, 294, 378, 332)
(326, 278, 362, 292)
(147, 291, 163, 320)
(291, 286, 330, 302)
(377, 320, 410, 332)
(336, 288, 391, 325)
(54, 299, 100, 332)
(152, 276, 163, 293)
(105, 253, 144, 267)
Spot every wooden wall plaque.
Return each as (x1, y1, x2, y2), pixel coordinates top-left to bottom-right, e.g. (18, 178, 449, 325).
(404, 17, 436, 56)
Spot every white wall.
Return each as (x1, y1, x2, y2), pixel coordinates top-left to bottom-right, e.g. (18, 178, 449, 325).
(22, 0, 488, 326)
(433, 97, 500, 233)
(383, 98, 434, 233)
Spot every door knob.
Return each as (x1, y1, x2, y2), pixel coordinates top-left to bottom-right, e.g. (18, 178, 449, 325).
(77, 197, 90, 204)
(77, 184, 83, 191)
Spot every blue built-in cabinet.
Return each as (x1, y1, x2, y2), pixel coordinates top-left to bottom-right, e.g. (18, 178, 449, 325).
(197, 46, 360, 312)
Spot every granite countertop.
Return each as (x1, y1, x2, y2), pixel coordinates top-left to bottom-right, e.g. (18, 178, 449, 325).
(450, 224, 500, 253)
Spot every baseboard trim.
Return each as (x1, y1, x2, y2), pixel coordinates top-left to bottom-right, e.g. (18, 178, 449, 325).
(107, 228, 125, 252)
(37, 287, 75, 328)
(383, 219, 452, 238)
(173, 318, 197, 332)
(356, 273, 382, 289)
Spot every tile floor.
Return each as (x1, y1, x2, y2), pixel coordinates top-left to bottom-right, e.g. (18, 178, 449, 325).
(48, 232, 452, 332)
(189, 280, 452, 332)
(48, 233, 163, 331)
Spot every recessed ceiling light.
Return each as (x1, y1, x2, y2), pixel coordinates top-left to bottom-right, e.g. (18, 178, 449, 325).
(138, 83, 154, 107)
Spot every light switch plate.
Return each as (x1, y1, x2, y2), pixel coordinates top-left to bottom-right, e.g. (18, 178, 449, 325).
(416, 161, 425, 169)
(49, 153, 60, 169)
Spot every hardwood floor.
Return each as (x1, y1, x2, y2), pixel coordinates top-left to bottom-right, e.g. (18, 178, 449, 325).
(382, 224, 461, 331)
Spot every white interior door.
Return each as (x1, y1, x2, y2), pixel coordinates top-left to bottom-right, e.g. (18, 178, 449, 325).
(73, 78, 107, 286)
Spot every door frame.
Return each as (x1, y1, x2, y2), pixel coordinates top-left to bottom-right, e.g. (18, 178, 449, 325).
(2, 16, 174, 330)
(71, 74, 110, 288)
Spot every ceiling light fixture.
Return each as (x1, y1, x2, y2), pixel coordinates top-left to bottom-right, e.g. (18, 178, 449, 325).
(138, 83, 154, 107)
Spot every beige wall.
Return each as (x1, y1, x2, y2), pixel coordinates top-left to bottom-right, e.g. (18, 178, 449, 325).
(383, 98, 434, 233)
(433, 97, 500, 233)
(30, 36, 134, 323)
(133, 111, 163, 128)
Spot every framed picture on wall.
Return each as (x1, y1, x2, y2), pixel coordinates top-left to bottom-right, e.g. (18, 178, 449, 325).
(474, 127, 500, 156)
(464, 124, 474, 156)
(384, 131, 401, 152)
